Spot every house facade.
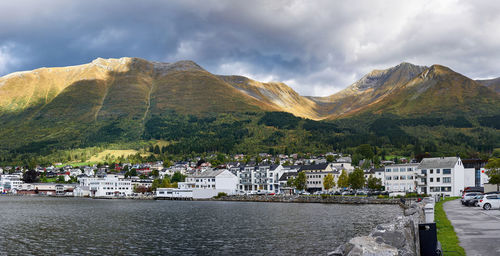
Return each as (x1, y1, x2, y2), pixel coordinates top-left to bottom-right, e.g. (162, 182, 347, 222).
(416, 157, 465, 197)
(174, 169, 238, 199)
(231, 165, 285, 193)
(383, 164, 419, 193)
(78, 175, 133, 197)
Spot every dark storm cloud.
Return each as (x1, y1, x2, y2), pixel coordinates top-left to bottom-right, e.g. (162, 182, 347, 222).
(1, 0, 499, 96)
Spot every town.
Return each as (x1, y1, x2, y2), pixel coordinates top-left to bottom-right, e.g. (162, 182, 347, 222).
(0, 151, 497, 200)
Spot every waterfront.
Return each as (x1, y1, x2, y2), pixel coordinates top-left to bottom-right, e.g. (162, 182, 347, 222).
(0, 196, 401, 255)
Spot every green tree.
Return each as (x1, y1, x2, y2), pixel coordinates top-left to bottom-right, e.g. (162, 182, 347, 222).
(348, 168, 366, 190)
(366, 174, 382, 190)
(151, 169, 159, 178)
(286, 177, 295, 187)
(323, 173, 335, 191)
(485, 158, 500, 190)
(326, 155, 335, 163)
(337, 170, 349, 188)
(294, 172, 307, 191)
(356, 144, 374, 160)
(154, 145, 161, 154)
(171, 172, 186, 183)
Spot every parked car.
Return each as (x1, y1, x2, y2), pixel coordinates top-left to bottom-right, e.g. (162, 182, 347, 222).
(461, 192, 482, 205)
(478, 194, 500, 210)
(466, 195, 483, 207)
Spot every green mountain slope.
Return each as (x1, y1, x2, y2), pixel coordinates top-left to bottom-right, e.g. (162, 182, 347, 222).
(0, 58, 498, 165)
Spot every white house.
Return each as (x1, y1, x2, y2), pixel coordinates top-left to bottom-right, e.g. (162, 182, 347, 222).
(78, 175, 132, 197)
(232, 165, 284, 194)
(172, 169, 239, 199)
(383, 163, 419, 193)
(416, 157, 465, 197)
(155, 188, 193, 199)
(0, 174, 24, 193)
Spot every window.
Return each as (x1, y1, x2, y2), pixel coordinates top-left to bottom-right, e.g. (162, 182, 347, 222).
(430, 178, 433, 182)
(441, 187, 451, 192)
(386, 168, 391, 172)
(437, 169, 440, 174)
(421, 170, 427, 175)
(400, 168, 405, 172)
(443, 177, 451, 183)
(430, 169, 433, 174)
(443, 169, 451, 174)
(437, 178, 440, 182)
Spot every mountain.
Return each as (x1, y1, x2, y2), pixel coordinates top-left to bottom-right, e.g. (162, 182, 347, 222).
(347, 64, 500, 117)
(476, 77, 500, 93)
(0, 57, 272, 122)
(310, 62, 428, 118)
(0, 57, 498, 164)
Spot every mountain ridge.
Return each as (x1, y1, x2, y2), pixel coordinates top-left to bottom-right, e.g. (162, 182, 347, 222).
(1, 58, 499, 122)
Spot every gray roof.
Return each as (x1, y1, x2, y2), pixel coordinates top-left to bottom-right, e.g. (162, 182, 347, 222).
(418, 157, 459, 169)
(190, 170, 226, 178)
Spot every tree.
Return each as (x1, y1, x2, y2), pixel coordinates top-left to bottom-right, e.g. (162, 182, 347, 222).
(485, 158, 500, 190)
(337, 170, 349, 189)
(286, 177, 295, 187)
(154, 145, 161, 154)
(326, 155, 335, 163)
(171, 172, 186, 183)
(294, 172, 307, 191)
(356, 144, 374, 160)
(22, 170, 39, 183)
(348, 168, 365, 190)
(366, 174, 382, 190)
(323, 173, 335, 191)
(151, 169, 159, 178)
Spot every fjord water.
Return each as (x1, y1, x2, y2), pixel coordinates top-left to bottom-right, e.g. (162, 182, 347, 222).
(0, 197, 401, 255)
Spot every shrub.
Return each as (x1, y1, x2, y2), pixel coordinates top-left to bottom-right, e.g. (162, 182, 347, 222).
(214, 192, 228, 199)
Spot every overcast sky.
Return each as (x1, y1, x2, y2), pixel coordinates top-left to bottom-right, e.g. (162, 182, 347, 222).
(0, 0, 499, 96)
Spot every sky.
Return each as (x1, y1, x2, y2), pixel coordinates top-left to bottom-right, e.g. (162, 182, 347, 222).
(0, 0, 499, 96)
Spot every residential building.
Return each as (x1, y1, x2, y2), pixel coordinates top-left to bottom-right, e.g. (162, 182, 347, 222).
(0, 174, 24, 193)
(232, 165, 284, 193)
(416, 157, 465, 197)
(78, 175, 132, 197)
(179, 169, 238, 199)
(383, 164, 419, 193)
(300, 163, 336, 193)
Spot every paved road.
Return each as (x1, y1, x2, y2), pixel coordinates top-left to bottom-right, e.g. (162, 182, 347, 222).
(443, 199, 500, 256)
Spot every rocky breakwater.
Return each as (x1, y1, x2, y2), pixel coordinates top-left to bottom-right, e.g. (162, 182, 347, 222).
(213, 195, 401, 204)
(329, 201, 425, 256)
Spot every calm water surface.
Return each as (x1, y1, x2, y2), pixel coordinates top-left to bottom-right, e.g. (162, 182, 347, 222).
(0, 196, 401, 255)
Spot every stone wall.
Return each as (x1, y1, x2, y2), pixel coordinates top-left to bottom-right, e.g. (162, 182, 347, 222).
(328, 201, 425, 256)
(212, 195, 401, 205)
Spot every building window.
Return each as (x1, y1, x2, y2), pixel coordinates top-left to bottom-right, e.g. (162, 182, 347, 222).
(443, 177, 451, 183)
(437, 178, 440, 182)
(386, 168, 391, 172)
(430, 178, 433, 182)
(443, 169, 451, 174)
(421, 170, 427, 175)
(437, 169, 440, 174)
(430, 169, 433, 174)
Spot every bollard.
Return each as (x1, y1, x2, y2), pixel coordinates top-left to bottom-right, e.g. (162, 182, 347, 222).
(424, 203, 435, 223)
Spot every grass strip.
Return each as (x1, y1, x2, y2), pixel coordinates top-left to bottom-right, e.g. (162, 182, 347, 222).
(435, 197, 466, 255)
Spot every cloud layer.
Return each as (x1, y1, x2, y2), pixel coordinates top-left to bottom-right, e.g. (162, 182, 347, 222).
(1, 0, 499, 96)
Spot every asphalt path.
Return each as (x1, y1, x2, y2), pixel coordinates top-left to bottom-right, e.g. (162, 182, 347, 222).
(443, 199, 500, 256)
